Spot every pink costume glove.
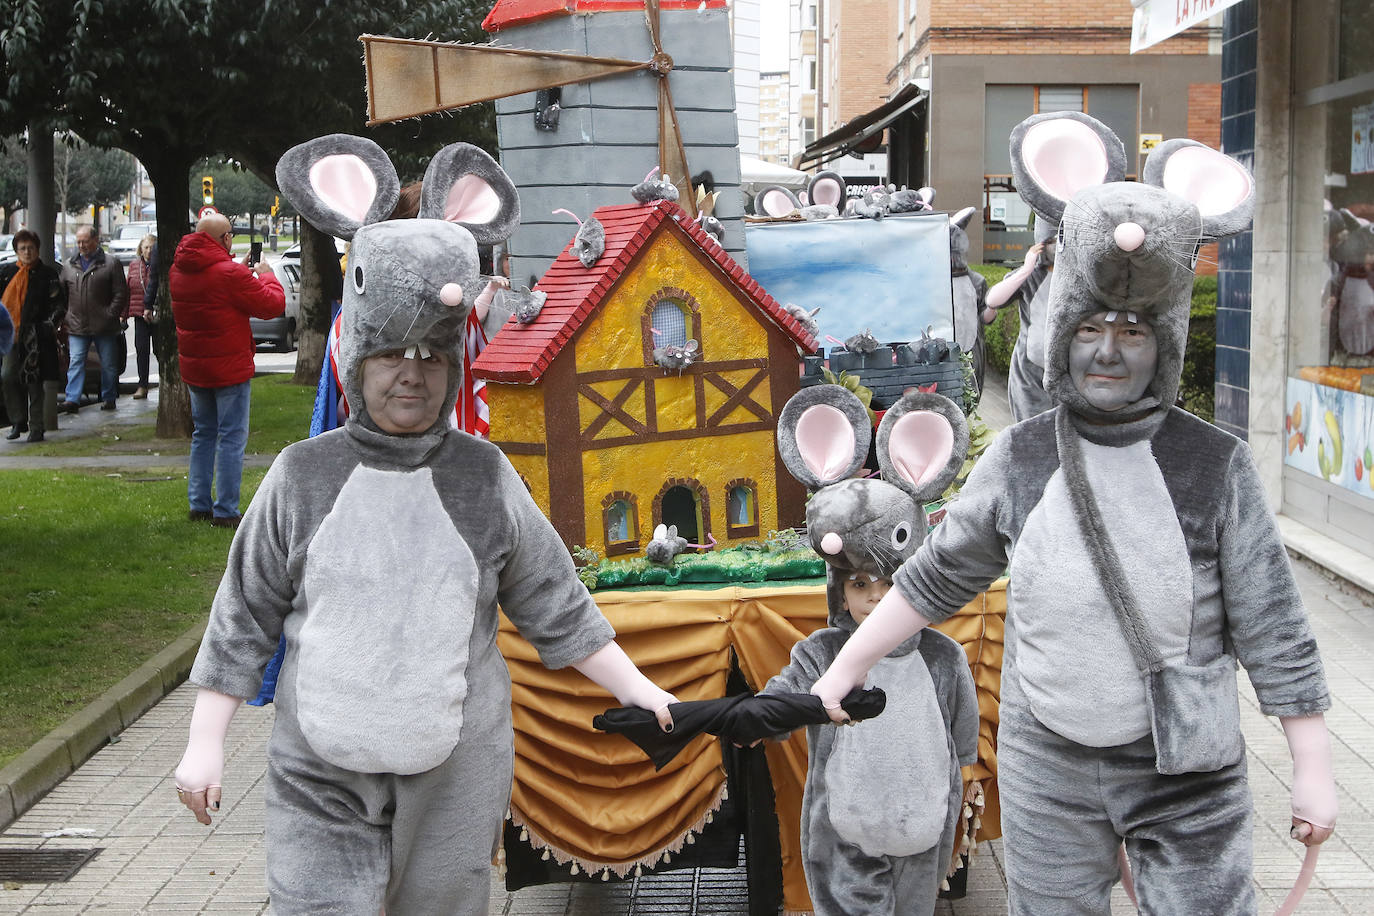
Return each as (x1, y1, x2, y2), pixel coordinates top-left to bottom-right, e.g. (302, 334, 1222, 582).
(173, 689, 242, 825)
(1281, 714, 1337, 846)
(810, 586, 931, 723)
(573, 642, 677, 732)
(984, 244, 1041, 309)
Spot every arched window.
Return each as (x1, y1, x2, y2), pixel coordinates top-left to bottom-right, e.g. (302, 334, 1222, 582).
(725, 478, 759, 538)
(601, 492, 639, 557)
(650, 300, 688, 349)
(641, 288, 703, 365)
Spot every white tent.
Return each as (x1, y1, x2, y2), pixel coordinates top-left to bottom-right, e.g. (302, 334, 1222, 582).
(739, 155, 808, 194)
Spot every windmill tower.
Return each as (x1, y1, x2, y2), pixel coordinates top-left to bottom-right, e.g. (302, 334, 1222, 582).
(362, 0, 746, 285)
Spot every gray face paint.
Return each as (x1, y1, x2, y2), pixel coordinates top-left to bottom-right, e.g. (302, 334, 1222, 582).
(1068, 310, 1158, 412)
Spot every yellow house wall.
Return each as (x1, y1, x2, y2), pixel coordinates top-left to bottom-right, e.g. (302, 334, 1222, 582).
(573, 229, 783, 552)
(484, 382, 551, 516)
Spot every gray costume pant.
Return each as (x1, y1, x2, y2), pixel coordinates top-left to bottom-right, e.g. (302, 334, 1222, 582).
(998, 690, 1255, 916)
(1007, 337, 1053, 423)
(265, 708, 513, 916)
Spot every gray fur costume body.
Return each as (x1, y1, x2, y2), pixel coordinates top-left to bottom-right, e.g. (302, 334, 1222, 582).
(189, 136, 613, 914)
(888, 113, 1329, 913)
(769, 385, 977, 914)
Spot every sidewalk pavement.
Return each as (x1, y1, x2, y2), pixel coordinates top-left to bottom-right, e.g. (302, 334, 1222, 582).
(2, 374, 1372, 914)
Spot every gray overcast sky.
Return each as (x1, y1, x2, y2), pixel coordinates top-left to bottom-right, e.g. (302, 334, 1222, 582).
(760, 0, 788, 71)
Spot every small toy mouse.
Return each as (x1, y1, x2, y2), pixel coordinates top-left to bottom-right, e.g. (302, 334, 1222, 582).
(632, 166, 680, 204)
(645, 523, 689, 566)
(552, 208, 606, 268)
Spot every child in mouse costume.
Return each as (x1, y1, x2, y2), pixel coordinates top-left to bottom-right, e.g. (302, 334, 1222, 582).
(810, 112, 1337, 915)
(173, 135, 676, 916)
(762, 385, 979, 916)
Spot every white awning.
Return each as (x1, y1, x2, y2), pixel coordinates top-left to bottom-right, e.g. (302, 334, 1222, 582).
(739, 155, 809, 193)
(1130, 0, 1241, 53)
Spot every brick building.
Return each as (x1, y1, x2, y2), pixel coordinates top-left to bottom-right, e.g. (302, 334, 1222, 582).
(805, 1, 1223, 262)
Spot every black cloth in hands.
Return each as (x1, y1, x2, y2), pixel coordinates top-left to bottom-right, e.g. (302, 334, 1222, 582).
(593, 688, 886, 770)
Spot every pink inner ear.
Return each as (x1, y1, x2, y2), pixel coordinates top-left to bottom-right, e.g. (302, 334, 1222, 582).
(1021, 118, 1109, 203)
(795, 404, 857, 480)
(1160, 146, 1253, 217)
(760, 189, 796, 217)
(309, 155, 378, 223)
(887, 411, 954, 489)
(446, 175, 501, 225)
(810, 178, 843, 208)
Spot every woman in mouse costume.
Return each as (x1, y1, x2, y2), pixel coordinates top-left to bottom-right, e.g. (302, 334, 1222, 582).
(763, 385, 979, 916)
(808, 112, 1338, 915)
(173, 135, 676, 915)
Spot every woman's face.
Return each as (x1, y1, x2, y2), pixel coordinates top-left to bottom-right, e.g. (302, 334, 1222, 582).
(1068, 311, 1158, 411)
(139, 239, 153, 261)
(15, 240, 39, 267)
(360, 347, 450, 434)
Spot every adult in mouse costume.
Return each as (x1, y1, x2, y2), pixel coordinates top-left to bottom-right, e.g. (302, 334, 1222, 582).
(808, 112, 1337, 915)
(173, 135, 675, 915)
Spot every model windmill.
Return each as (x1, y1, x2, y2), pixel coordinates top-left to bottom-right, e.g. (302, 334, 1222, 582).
(362, 0, 745, 284)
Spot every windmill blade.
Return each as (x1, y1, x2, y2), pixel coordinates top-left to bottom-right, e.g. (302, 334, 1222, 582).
(362, 34, 650, 125)
(658, 77, 697, 219)
(645, 0, 663, 54)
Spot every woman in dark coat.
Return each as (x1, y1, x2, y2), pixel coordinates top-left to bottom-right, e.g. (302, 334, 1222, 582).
(2, 229, 65, 442)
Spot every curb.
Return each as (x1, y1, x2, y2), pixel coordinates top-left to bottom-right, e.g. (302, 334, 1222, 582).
(0, 622, 206, 831)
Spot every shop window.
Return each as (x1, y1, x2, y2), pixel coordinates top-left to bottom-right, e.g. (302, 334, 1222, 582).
(601, 492, 639, 557)
(725, 479, 760, 538)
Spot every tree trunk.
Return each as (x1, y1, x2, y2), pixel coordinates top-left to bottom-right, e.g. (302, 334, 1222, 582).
(292, 220, 341, 385)
(25, 125, 56, 262)
(143, 151, 197, 438)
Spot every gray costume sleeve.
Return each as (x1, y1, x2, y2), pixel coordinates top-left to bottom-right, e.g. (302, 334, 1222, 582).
(190, 456, 299, 699)
(1218, 444, 1331, 717)
(493, 456, 615, 669)
(892, 436, 1016, 624)
(761, 630, 847, 696)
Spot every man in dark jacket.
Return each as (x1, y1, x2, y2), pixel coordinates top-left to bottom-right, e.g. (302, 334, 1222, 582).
(2, 230, 65, 441)
(61, 225, 128, 411)
(171, 213, 285, 527)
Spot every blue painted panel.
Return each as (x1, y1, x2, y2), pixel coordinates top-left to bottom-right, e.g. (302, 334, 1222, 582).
(1215, 306, 1251, 350)
(1216, 345, 1251, 390)
(744, 213, 954, 344)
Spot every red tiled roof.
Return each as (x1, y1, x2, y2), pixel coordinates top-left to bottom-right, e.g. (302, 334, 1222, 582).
(472, 200, 817, 384)
(483, 0, 727, 32)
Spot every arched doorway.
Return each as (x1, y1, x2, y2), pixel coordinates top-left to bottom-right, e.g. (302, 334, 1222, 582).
(655, 479, 709, 546)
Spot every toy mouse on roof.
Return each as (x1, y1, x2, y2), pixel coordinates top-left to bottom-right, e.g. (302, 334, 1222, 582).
(172, 134, 679, 915)
(808, 111, 1337, 915)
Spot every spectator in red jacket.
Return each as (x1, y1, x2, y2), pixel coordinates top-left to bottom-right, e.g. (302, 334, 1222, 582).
(170, 213, 284, 527)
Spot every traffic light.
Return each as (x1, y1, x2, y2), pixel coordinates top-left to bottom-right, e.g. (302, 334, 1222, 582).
(270, 194, 279, 218)
(201, 176, 214, 205)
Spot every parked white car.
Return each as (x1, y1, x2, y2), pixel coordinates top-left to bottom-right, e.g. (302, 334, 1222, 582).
(250, 259, 302, 351)
(106, 221, 157, 260)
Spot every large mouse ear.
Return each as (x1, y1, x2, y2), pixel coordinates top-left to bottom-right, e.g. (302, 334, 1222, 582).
(876, 390, 968, 503)
(756, 185, 802, 218)
(1142, 139, 1254, 239)
(1009, 111, 1126, 224)
(276, 134, 400, 241)
(807, 171, 847, 209)
(419, 143, 521, 246)
(950, 206, 977, 230)
(777, 385, 872, 489)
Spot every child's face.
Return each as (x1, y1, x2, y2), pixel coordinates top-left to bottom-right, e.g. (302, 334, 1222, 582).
(841, 573, 892, 624)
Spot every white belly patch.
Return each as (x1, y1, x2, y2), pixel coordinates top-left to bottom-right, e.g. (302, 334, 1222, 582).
(296, 464, 480, 774)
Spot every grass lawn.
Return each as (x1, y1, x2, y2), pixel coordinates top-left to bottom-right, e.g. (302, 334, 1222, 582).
(21, 374, 316, 459)
(0, 467, 268, 768)
(0, 375, 313, 768)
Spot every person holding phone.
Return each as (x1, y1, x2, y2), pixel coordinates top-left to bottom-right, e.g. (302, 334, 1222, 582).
(170, 213, 285, 528)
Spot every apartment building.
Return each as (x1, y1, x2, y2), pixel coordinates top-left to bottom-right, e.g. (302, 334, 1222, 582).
(759, 71, 792, 164)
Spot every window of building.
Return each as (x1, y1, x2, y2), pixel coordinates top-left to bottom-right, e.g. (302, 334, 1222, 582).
(802, 117, 816, 149)
(805, 56, 817, 91)
(725, 479, 760, 538)
(1284, 0, 1374, 524)
(602, 492, 640, 556)
(641, 288, 702, 365)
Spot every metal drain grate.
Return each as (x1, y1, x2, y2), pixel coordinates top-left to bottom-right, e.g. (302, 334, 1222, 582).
(0, 848, 102, 883)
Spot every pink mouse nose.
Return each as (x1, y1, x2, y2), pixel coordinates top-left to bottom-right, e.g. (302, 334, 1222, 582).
(819, 532, 843, 555)
(1114, 222, 1146, 252)
(440, 283, 464, 307)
